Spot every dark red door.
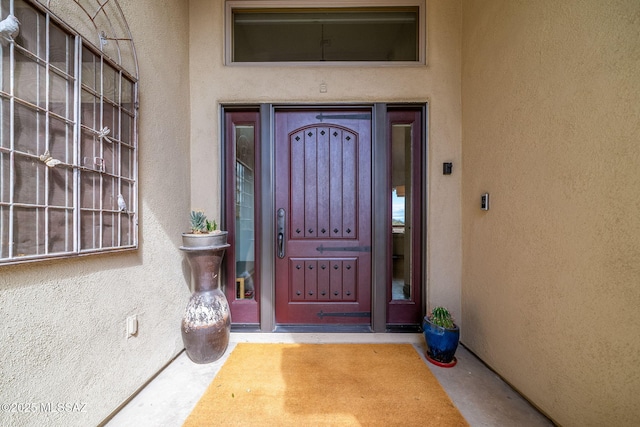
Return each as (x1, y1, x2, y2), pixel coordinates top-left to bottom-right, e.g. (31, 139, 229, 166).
(275, 110, 372, 325)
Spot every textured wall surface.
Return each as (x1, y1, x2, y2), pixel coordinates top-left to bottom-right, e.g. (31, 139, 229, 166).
(0, 1, 464, 425)
(0, 1, 191, 426)
(461, 1, 640, 425)
(188, 0, 463, 321)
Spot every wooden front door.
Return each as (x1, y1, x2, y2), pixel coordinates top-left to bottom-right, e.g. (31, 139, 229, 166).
(274, 109, 372, 325)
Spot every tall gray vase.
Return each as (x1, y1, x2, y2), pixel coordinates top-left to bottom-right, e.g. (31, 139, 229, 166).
(180, 232, 231, 364)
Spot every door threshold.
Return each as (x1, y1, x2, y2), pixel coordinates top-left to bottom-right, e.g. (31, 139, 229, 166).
(274, 325, 373, 333)
(386, 324, 422, 333)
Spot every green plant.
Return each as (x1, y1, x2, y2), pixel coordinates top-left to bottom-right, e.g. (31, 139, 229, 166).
(189, 210, 217, 234)
(429, 306, 455, 329)
(206, 218, 218, 232)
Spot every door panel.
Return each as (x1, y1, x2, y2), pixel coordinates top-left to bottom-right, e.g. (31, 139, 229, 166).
(275, 110, 372, 325)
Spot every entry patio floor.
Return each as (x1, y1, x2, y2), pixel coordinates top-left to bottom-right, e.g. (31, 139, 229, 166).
(104, 333, 554, 426)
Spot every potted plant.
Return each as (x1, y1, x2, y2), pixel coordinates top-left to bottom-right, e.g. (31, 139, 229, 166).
(422, 306, 460, 368)
(179, 210, 231, 363)
(181, 210, 227, 248)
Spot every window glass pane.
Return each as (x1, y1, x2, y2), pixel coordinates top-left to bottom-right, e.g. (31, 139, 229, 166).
(49, 167, 73, 208)
(82, 47, 97, 90)
(121, 112, 132, 144)
(121, 77, 134, 112)
(81, 89, 97, 127)
(14, 154, 45, 205)
(1, 151, 10, 202)
(50, 22, 74, 74)
(15, 51, 46, 107)
(15, 1, 45, 58)
(103, 63, 117, 102)
(102, 212, 114, 248)
(235, 125, 256, 300)
(80, 171, 99, 209)
(1, 98, 9, 148)
(0, 206, 8, 258)
(102, 136, 114, 174)
(391, 124, 412, 300)
(80, 129, 97, 166)
(48, 208, 73, 253)
(49, 116, 72, 163)
(14, 103, 45, 154)
(233, 7, 418, 62)
(1, 49, 8, 92)
(80, 209, 98, 250)
(120, 181, 132, 211)
(0, 3, 7, 30)
(121, 214, 132, 245)
(121, 146, 133, 178)
(102, 101, 118, 140)
(50, 70, 73, 119)
(14, 206, 45, 256)
(102, 176, 116, 211)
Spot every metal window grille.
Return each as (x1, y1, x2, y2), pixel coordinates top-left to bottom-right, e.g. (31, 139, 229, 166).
(0, 0, 138, 264)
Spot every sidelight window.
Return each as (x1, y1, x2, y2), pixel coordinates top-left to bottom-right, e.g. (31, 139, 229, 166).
(391, 144, 411, 301)
(387, 108, 424, 326)
(235, 126, 256, 301)
(224, 110, 261, 326)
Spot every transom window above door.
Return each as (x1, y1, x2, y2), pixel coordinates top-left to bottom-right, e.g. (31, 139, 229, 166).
(225, 1, 426, 65)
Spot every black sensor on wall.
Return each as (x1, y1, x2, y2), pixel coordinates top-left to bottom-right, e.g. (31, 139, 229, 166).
(443, 162, 453, 175)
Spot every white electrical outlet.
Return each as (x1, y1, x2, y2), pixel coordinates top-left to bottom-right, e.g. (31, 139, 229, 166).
(126, 315, 138, 337)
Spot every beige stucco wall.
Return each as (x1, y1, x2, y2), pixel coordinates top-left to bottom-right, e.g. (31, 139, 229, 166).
(189, 0, 463, 321)
(461, 1, 640, 425)
(0, 1, 191, 426)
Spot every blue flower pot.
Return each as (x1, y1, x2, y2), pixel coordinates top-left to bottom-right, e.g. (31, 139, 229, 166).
(422, 317, 460, 367)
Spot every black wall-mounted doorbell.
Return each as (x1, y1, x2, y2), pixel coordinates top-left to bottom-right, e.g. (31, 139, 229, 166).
(481, 193, 490, 211)
(443, 162, 453, 175)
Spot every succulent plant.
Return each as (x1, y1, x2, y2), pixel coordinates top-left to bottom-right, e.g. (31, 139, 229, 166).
(190, 210, 208, 234)
(189, 210, 219, 234)
(429, 306, 455, 329)
(206, 218, 218, 232)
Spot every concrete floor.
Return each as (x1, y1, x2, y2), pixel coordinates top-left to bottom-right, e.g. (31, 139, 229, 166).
(104, 333, 554, 427)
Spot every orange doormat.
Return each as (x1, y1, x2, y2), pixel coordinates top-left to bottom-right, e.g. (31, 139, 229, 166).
(183, 343, 468, 426)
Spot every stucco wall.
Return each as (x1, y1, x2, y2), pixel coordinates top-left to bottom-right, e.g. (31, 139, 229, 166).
(189, 0, 463, 321)
(461, 1, 640, 425)
(0, 1, 191, 426)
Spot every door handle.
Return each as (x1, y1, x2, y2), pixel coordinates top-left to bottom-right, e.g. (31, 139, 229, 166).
(277, 208, 286, 259)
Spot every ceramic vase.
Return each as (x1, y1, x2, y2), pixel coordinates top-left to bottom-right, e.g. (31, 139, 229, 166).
(180, 232, 231, 364)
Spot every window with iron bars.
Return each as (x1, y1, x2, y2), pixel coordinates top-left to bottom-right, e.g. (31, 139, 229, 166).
(0, 0, 138, 264)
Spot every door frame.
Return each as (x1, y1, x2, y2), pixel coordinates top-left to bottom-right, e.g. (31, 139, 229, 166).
(221, 103, 428, 332)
